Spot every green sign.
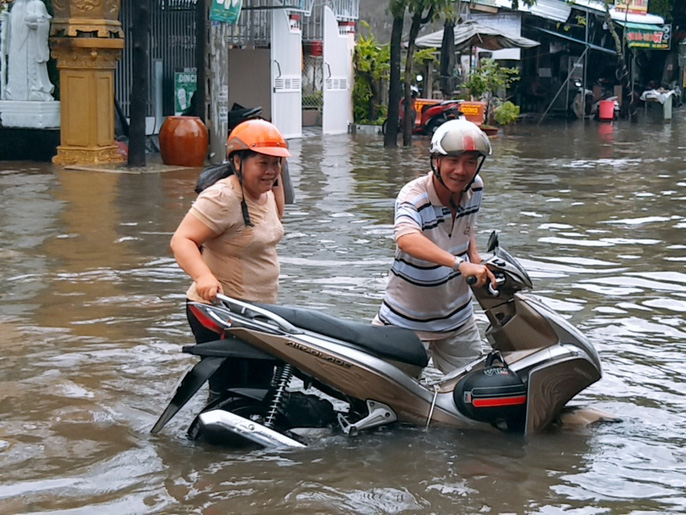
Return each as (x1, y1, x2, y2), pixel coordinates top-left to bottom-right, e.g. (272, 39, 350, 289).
(625, 23, 671, 50)
(174, 69, 197, 115)
(210, 0, 243, 24)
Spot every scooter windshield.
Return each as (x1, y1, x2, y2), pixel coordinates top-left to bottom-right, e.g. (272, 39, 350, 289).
(496, 246, 533, 288)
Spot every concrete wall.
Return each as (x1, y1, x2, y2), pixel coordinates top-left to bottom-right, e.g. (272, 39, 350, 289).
(228, 49, 272, 120)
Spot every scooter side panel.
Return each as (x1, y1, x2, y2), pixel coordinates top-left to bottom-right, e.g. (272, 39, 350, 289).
(225, 327, 473, 427)
(488, 295, 559, 352)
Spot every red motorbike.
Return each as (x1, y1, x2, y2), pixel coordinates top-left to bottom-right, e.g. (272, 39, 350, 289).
(383, 93, 461, 136)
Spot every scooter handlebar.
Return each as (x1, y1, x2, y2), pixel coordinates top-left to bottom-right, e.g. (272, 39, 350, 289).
(466, 274, 501, 297)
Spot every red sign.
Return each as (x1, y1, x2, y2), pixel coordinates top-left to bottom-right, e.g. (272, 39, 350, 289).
(615, 0, 649, 15)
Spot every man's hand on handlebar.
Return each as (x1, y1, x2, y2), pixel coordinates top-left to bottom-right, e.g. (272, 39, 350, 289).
(459, 262, 497, 290)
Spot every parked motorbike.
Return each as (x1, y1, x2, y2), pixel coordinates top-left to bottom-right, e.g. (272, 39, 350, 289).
(151, 232, 603, 448)
(569, 80, 621, 120)
(227, 102, 262, 133)
(383, 93, 461, 136)
(570, 80, 596, 119)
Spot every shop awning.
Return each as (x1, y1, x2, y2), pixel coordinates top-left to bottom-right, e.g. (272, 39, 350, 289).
(416, 20, 540, 51)
(616, 21, 672, 50)
(534, 27, 617, 55)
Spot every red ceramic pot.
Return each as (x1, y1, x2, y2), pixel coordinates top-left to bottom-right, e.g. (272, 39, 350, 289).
(159, 116, 209, 167)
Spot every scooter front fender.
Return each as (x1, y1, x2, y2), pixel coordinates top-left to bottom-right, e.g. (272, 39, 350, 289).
(525, 355, 602, 433)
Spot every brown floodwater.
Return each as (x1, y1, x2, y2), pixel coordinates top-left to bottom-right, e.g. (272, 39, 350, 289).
(1, 112, 685, 513)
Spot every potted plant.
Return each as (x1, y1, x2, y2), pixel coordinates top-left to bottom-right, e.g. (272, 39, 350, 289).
(462, 58, 519, 127)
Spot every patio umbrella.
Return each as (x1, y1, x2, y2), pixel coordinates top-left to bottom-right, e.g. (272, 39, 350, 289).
(415, 19, 540, 51)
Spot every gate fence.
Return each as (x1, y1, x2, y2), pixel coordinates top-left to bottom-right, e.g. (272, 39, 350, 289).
(114, 0, 357, 129)
(115, 0, 197, 122)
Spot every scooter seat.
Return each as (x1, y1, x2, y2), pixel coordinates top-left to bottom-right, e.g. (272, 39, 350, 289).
(255, 304, 429, 367)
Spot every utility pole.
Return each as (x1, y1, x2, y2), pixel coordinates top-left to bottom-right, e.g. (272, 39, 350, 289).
(128, 0, 150, 167)
(195, 0, 208, 123)
(208, 20, 229, 164)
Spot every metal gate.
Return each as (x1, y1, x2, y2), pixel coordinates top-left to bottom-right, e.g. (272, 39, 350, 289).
(115, 0, 197, 126)
(302, 52, 323, 126)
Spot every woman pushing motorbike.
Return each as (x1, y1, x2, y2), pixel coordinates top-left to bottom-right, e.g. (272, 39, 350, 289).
(154, 117, 614, 444)
(170, 119, 290, 401)
(374, 118, 497, 373)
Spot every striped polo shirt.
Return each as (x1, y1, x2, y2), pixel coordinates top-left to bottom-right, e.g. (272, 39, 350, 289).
(378, 172, 483, 339)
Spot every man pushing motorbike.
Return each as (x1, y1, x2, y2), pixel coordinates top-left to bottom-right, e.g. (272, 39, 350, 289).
(153, 117, 615, 443)
(374, 118, 498, 373)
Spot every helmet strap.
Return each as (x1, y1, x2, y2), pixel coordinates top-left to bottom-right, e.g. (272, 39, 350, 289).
(431, 155, 450, 190)
(462, 155, 486, 193)
(233, 155, 254, 227)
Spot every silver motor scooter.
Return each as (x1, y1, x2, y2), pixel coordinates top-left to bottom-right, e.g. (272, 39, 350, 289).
(151, 232, 602, 448)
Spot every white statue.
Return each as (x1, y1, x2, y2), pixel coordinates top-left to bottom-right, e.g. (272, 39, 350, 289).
(1, 0, 54, 102)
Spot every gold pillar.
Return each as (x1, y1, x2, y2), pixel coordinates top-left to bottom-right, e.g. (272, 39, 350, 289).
(50, 0, 125, 166)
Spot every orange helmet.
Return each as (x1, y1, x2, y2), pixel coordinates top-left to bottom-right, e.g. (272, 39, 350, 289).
(226, 119, 291, 158)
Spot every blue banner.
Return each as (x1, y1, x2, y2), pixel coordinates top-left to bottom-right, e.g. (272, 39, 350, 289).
(210, 0, 243, 24)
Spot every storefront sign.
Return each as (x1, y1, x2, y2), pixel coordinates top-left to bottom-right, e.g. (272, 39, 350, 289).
(615, 0, 648, 15)
(174, 69, 197, 115)
(210, 0, 243, 24)
(625, 23, 671, 50)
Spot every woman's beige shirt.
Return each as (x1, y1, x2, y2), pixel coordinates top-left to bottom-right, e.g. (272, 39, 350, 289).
(185, 177, 284, 303)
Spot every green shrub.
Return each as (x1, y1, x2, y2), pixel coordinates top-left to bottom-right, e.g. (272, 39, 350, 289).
(353, 22, 389, 124)
(493, 101, 520, 126)
(463, 58, 519, 100)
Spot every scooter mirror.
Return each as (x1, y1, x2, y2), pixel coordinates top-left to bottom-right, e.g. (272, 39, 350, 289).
(487, 230, 499, 253)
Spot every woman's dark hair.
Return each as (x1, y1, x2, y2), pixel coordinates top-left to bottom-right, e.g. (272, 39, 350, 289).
(194, 150, 259, 194)
(229, 149, 259, 167)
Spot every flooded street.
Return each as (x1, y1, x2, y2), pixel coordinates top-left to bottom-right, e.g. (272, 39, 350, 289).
(1, 114, 685, 513)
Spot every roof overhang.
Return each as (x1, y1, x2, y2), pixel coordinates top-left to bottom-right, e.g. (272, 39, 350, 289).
(469, 0, 666, 26)
(465, 0, 572, 23)
(567, 0, 664, 25)
(535, 26, 617, 55)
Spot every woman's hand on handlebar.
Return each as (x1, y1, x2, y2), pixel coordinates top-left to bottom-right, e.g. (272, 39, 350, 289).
(195, 273, 223, 303)
(459, 262, 497, 289)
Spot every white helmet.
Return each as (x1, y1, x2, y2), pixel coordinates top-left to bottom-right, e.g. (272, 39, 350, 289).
(429, 118, 492, 158)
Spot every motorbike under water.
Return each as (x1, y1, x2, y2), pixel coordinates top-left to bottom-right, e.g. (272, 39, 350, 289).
(151, 232, 604, 448)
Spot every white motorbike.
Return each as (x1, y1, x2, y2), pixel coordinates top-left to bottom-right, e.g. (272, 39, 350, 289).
(151, 232, 603, 448)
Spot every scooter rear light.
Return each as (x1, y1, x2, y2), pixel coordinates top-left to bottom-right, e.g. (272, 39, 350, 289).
(472, 395, 526, 408)
(189, 303, 226, 335)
